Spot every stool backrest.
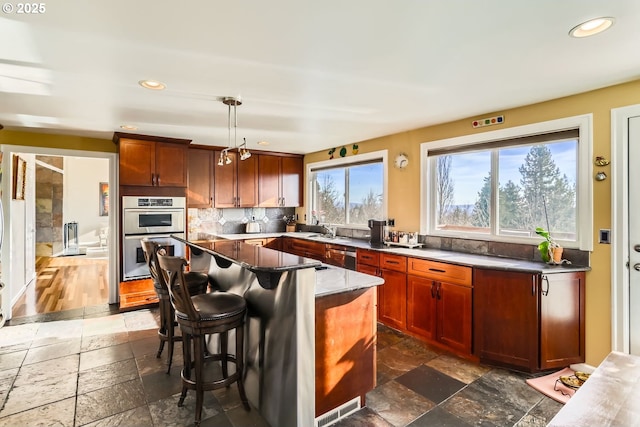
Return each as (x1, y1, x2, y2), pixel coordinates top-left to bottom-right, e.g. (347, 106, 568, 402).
(140, 239, 162, 287)
(156, 253, 200, 321)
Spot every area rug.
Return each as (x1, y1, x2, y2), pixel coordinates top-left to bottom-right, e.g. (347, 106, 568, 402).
(525, 367, 577, 404)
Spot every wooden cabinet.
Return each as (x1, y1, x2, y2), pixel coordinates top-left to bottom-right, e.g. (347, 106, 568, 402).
(214, 150, 258, 208)
(474, 269, 585, 372)
(407, 258, 472, 354)
(258, 155, 303, 207)
(187, 148, 213, 208)
(115, 134, 190, 187)
(375, 253, 407, 330)
(281, 237, 325, 260)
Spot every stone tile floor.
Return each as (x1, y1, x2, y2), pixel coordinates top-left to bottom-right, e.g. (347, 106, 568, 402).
(0, 305, 562, 426)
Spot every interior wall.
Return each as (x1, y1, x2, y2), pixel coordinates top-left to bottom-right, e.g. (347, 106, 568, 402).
(35, 156, 64, 256)
(62, 157, 109, 246)
(303, 78, 640, 367)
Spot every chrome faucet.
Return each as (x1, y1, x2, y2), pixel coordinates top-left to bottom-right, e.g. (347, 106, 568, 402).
(321, 224, 337, 238)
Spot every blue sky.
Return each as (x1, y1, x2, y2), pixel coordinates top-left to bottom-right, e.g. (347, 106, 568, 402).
(316, 163, 383, 204)
(449, 140, 577, 205)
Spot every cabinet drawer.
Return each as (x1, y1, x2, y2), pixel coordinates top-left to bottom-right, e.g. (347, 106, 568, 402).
(408, 258, 472, 287)
(380, 253, 407, 272)
(357, 249, 380, 267)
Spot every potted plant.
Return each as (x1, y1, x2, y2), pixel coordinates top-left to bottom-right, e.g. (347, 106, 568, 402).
(535, 227, 562, 263)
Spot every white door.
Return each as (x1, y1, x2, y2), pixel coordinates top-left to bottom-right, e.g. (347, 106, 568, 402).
(629, 115, 640, 355)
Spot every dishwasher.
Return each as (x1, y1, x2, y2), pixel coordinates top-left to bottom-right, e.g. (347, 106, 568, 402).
(325, 244, 357, 270)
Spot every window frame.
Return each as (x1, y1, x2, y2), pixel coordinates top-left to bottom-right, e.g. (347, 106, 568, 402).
(307, 150, 388, 229)
(420, 115, 593, 250)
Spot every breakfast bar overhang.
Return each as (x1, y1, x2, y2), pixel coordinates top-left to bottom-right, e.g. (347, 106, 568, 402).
(172, 235, 384, 427)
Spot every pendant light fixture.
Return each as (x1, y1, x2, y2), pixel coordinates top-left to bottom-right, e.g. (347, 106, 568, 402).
(218, 96, 251, 166)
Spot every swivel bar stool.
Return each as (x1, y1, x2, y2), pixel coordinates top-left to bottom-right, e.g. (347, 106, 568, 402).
(156, 253, 250, 426)
(141, 239, 208, 374)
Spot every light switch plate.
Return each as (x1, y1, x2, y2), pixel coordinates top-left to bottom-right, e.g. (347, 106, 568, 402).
(599, 229, 611, 244)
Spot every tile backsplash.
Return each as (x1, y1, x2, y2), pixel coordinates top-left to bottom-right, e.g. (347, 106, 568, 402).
(188, 207, 296, 238)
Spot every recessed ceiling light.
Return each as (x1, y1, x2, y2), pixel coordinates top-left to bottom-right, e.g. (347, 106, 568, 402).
(569, 17, 614, 38)
(138, 79, 166, 90)
(257, 141, 270, 146)
(120, 124, 138, 131)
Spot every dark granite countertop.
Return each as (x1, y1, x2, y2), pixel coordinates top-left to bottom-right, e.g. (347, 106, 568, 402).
(200, 231, 590, 274)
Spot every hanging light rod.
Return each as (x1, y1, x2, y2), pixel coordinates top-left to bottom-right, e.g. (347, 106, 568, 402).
(218, 96, 251, 165)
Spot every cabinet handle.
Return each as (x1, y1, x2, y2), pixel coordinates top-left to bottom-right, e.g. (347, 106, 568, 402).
(156, 174, 160, 185)
(436, 282, 442, 300)
(151, 173, 155, 185)
(428, 268, 446, 273)
(532, 276, 536, 296)
(431, 282, 436, 298)
(386, 260, 400, 265)
(281, 197, 285, 206)
(542, 275, 550, 296)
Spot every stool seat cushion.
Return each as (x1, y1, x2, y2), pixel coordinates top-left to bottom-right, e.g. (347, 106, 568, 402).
(176, 292, 246, 322)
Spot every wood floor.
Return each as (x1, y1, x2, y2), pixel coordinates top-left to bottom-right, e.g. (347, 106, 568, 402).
(12, 255, 109, 318)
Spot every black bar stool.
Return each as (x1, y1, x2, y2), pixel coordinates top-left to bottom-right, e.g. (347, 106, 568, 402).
(157, 253, 250, 426)
(141, 239, 208, 374)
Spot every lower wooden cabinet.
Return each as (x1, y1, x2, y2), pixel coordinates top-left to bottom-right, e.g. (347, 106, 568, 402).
(474, 269, 585, 372)
(379, 269, 407, 330)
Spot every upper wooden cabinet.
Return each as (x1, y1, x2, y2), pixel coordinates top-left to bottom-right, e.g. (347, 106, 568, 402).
(187, 148, 213, 208)
(214, 150, 258, 208)
(115, 133, 190, 187)
(258, 155, 303, 207)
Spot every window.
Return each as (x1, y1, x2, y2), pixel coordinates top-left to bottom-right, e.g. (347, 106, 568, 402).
(308, 151, 387, 227)
(422, 116, 593, 250)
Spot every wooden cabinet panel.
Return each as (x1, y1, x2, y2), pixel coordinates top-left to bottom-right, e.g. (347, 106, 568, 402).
(540, 272, 585, 370)
(258, 154, 303, 207)
(281, 156, 303, 207)
(264, 237, 282, 251)
(408, 258, 471, 287)
(214, 150, 237, 208)
(437, 281, 472, 354)
(117, 135, 188, 188)
(258, 155, 280, 207)
(474, 269, 539, 371)
(380, 253, 407, 273)
(187, 148, 213, 208)
(155, 142, 188, 187)
(237, 154, 258, 207)
(379, 269, 406, 330)
(357, 249, 380, 269)
(119, 139, 156, 186)
(407, 275, 437, 340)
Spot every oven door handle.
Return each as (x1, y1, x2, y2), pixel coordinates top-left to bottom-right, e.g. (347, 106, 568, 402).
(124, 209, 184, 214)
(124, 233, 182, 240)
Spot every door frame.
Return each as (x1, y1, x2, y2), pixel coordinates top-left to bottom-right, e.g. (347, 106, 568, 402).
(611, 104, 640, 353)
(0, 144, 119, 321)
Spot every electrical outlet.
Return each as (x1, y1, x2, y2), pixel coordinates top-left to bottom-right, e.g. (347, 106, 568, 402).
(387, 218, 395, 226)
(599, 229, 611, 244)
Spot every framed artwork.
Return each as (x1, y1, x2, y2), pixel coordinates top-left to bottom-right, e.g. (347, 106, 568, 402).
(12, 155, 26, 200)
(99, 182, 109, 216)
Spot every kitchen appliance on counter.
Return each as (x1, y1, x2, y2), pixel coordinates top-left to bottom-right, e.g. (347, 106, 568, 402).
(368, 219, 387, 247)
(246, 220, 260, 233)
(121, 196, 186, 281)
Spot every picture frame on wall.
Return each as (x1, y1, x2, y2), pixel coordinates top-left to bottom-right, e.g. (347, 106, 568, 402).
(99, 182, 109, 216)
(12, 155, 26, 200)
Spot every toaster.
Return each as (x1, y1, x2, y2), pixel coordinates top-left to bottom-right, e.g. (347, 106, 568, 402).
(246, 222, 260, 233)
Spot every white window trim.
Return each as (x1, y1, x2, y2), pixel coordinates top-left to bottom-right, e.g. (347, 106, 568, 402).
(420, 114, 593, 251)
(306, 150, 388, 228)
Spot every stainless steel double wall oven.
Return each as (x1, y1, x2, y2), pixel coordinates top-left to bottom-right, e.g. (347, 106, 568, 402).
(122, 196, 186, 281)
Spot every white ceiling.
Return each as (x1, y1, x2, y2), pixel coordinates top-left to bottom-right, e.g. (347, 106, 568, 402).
(1, 1, 639, 154)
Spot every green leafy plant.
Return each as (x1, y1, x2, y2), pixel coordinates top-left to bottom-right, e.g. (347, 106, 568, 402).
(535, 227, 557, 263)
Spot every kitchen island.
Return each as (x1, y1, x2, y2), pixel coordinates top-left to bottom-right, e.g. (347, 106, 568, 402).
(172, 235, 384, 427)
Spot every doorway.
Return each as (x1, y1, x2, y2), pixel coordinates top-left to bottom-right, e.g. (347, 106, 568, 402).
(612, 104, 640, 355)
(0, 145, 118, 322)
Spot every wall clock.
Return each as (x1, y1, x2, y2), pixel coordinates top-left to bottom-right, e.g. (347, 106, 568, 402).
(394, 153, 409, 169)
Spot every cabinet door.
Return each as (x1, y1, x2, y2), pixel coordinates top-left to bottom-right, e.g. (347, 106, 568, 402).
(474, 269, 538, 371)
(237, 155, 258, 207)
(214, 151, 238, 208)
(540, 272, 585, 370)
(437, 281, 472, 354)
(187, 149, 213, 208)
(258, 155, 281, 207)
(407, 275, 437, 340)
(155, 142, 187, 187)
(119, 139, 155, 186)
(379, 269, 407, 330)
(281, 156, 303, 207)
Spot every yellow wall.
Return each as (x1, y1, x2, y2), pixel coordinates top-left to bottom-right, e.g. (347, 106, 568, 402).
(304, 78, 640, 367)
(0, 130, 115, 152)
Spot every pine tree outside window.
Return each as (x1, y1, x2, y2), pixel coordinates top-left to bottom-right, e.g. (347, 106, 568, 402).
(422, 115, 593, 251)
